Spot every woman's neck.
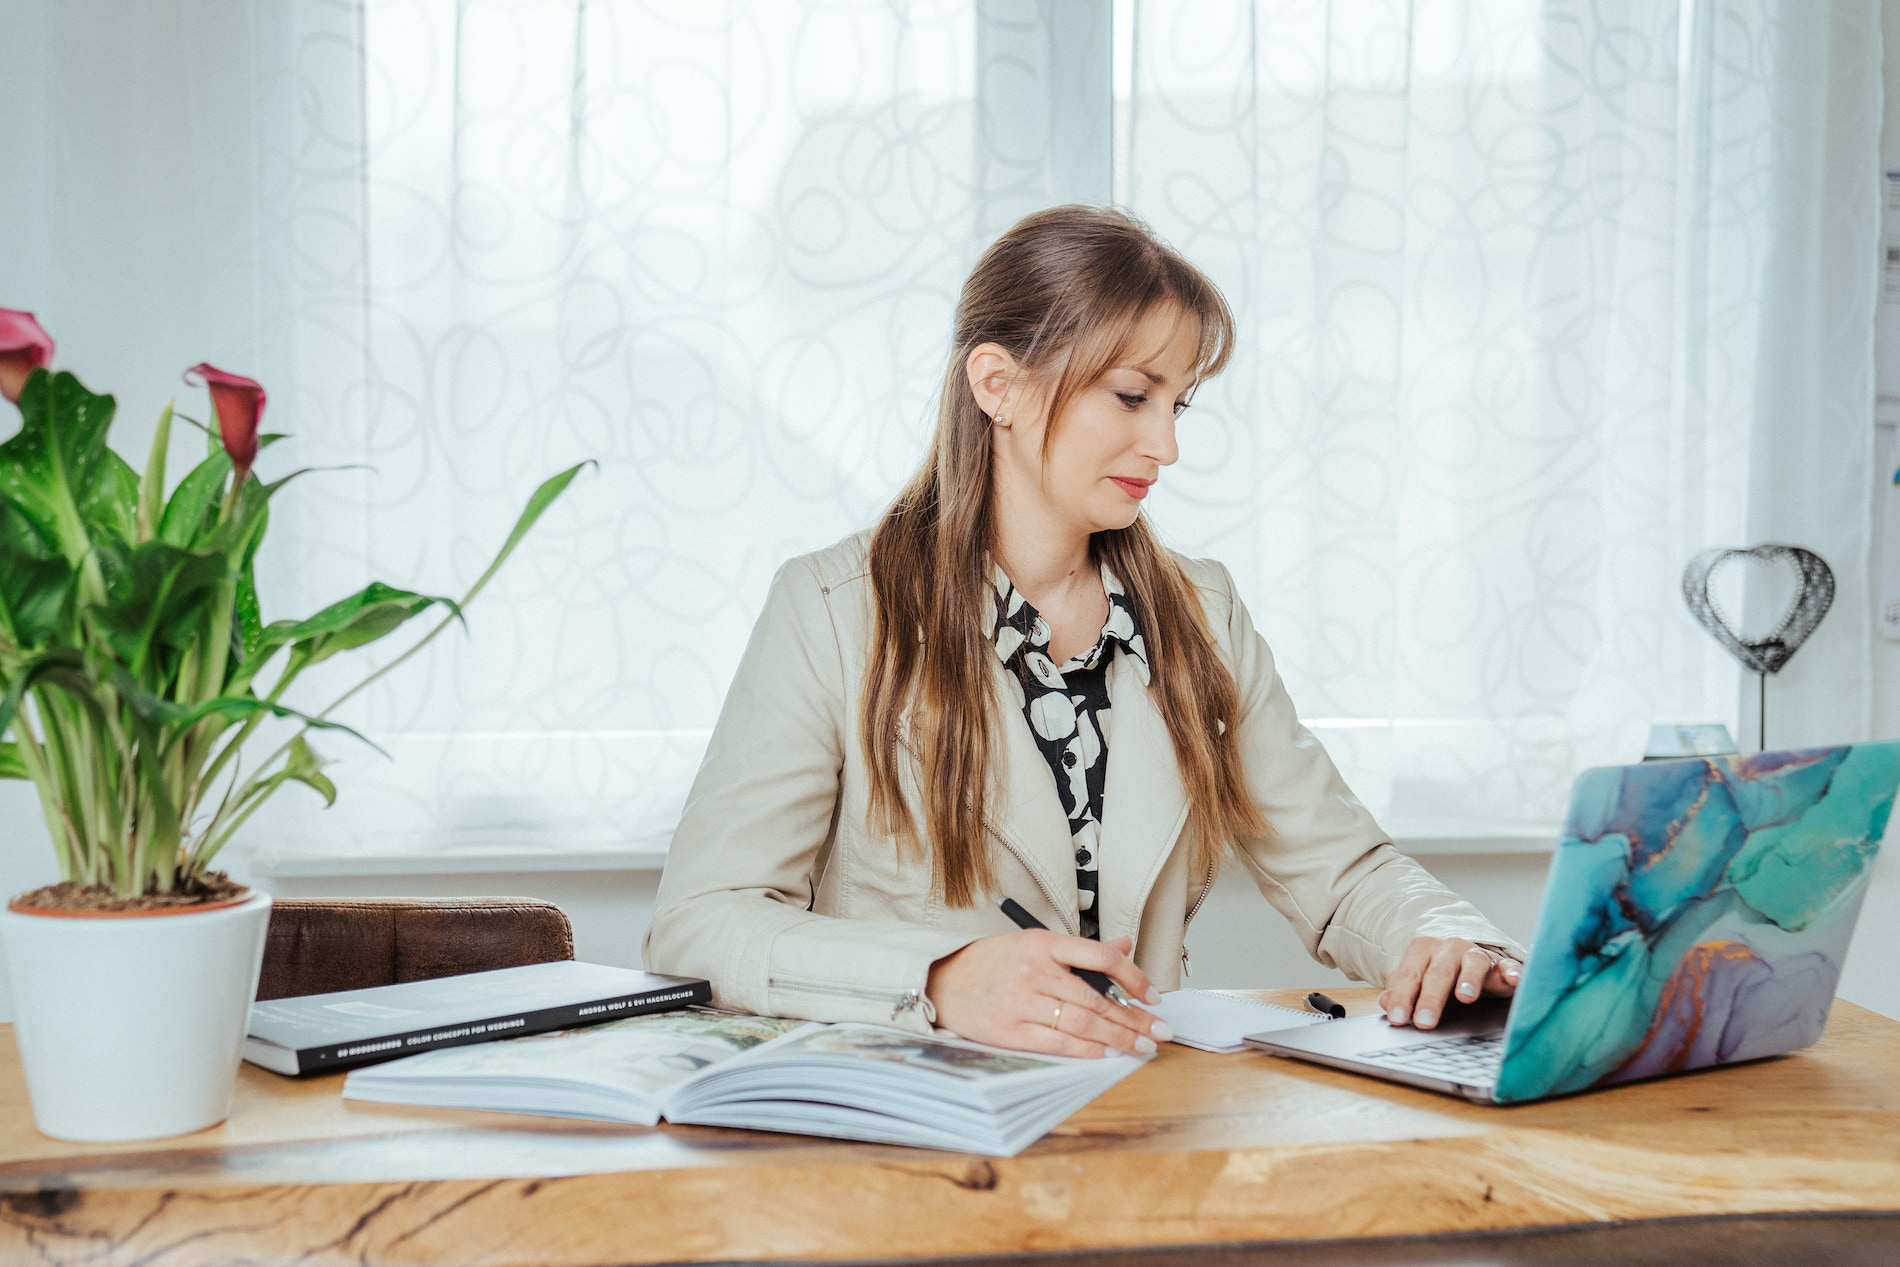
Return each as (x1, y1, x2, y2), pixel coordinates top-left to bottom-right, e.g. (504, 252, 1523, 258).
(992, 503, 1106, 663)
(992, 497, 1093, 601)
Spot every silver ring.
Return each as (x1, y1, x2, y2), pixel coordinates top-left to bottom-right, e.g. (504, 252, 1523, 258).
(1050, 999, 1064, 1030)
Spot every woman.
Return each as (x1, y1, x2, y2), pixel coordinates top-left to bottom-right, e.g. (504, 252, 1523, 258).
(645, 206, 1524, 1058)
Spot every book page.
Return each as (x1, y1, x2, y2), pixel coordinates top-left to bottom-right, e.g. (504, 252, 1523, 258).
(663, 1022, 1147, 1155)
(353, 1010, 804, 1100)
(748, 1024, 1058, 1080)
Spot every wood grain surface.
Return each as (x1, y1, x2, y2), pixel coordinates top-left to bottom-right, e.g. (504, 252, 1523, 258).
(0, 989, 1894, 1265)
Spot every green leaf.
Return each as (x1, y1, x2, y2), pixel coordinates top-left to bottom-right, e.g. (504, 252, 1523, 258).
(0, 370, 121, 562)
(105, 661, 186, 727)
(0, 496, 68, 653)
(454, 462, 592, 609)
(0, 492, 52, 558)
(172, 413, 287, 454)
(275, 582, 452, 676)
(87, 539, 233, 680)
(0, 742, 25, 779)
(0, 647, 84, 739)
(218, 488, 271, 677)
(137, 401, 174, 543)
(0, 531, 75, 653)
(81, 451, 139, 544)
(284, 734, 335, 806)
(234, 552, 264, 665)
(202, 460, 304, 568)
(164, 692, 385, 757)
(222, 573, 448, 695)
(111, 648, 384, 790)
(157, 448, 232, 549)
(291, 464, 591, 726)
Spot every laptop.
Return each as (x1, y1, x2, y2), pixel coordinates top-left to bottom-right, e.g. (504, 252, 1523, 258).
(1244, 741, 1900, 1105)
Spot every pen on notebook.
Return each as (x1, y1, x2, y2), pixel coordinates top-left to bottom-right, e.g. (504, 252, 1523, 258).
(1305, 991, 1346, 1019)
(996, 896, 1138, 1007)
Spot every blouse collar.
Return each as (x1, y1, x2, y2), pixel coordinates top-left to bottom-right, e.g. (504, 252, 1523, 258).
(987, 561, 1150, 686)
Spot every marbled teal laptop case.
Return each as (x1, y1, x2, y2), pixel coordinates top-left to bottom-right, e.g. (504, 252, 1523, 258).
(1493, 742, 1900, 1104)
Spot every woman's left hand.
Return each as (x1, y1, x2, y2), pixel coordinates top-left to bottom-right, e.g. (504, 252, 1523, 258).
(1377, 937, 1522, 1030)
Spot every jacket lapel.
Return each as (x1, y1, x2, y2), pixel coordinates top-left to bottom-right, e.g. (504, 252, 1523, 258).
(1096, 650, 1191, 945)
(984, 659, 1083, 931)
(898, 661, 1080, 931)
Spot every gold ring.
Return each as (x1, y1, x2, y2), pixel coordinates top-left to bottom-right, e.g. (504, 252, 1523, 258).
(1051, 999, 1065, 1030)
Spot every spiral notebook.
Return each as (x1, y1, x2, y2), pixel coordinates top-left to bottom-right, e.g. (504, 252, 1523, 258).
(1144, 989, 1331, 1053)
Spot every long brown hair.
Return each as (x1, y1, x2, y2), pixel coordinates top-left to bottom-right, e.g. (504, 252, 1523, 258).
(862, 205, 1268, 908)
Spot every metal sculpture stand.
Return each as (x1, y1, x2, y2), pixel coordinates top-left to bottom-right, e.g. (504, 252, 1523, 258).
(1681, 545, 1834, 751)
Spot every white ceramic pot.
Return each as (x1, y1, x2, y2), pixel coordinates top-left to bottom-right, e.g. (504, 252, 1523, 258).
(0, 891, 272, 1141)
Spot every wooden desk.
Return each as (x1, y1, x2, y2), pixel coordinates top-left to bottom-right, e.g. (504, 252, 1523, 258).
(0, 989, 1894, 1265)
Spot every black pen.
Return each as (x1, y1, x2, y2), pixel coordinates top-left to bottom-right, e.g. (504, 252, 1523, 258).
(996, 896, 1137, 1007)
(1305, 991, 1346, 1019)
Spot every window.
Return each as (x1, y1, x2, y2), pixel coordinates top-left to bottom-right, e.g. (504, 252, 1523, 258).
(195, 0, 1874, 870)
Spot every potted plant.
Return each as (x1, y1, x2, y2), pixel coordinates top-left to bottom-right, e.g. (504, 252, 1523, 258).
(0, 308, 581, 1141)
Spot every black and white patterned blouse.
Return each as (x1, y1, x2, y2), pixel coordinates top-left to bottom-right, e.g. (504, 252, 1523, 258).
(988, 563, 1149, 940)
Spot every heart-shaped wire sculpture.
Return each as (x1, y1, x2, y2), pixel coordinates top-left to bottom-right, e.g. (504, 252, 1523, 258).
(1681, 545, 1834, 675)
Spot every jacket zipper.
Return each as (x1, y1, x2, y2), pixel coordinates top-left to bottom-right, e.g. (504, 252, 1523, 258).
(1179, 857, 1218, 978)
(894, 733, 1077, 936)
(769, 976, 927, 1023)
(985, 827, 1076, 935)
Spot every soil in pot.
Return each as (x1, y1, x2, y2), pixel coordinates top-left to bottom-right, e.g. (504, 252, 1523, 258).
(10, 871, 250, 915)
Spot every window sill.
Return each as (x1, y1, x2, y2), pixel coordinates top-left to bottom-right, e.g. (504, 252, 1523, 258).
(1390, 825, 1559, 857)
(244, 823, 1556, 879)
(246, 834, 674, 879)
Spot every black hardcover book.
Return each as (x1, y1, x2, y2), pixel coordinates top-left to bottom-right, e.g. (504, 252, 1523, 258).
(244, 961, 711, 1075)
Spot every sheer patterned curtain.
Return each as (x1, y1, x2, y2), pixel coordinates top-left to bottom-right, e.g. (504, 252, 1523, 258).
(240, 1, 1008, 861)
(243, 0, 1113, 863)
(0, 0, 1881, 870)
(1125, 0, 1881, 832)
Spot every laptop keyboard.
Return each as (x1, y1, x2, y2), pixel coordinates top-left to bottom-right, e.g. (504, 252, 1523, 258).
(1360, 1032, 1505, 1084)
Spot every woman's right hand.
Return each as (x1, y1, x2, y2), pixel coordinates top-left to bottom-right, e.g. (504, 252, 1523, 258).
(926, 930, 1173, 1057)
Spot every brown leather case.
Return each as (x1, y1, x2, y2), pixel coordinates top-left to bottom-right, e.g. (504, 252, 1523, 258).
(255, 897, 576, 1001)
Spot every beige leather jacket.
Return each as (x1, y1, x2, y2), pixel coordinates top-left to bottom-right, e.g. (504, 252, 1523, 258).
(644, 532, 1524, 1033)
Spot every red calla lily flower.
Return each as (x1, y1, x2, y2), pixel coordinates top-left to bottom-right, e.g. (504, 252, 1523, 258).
(0, 309, 55, 403)
(184, 363, 266, 480)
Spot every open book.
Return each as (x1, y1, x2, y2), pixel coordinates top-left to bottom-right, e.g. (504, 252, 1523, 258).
(343, 1010, 1147, 1156)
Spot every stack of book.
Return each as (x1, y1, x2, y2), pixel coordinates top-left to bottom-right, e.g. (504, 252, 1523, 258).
(247, 959, 1154, 1156)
